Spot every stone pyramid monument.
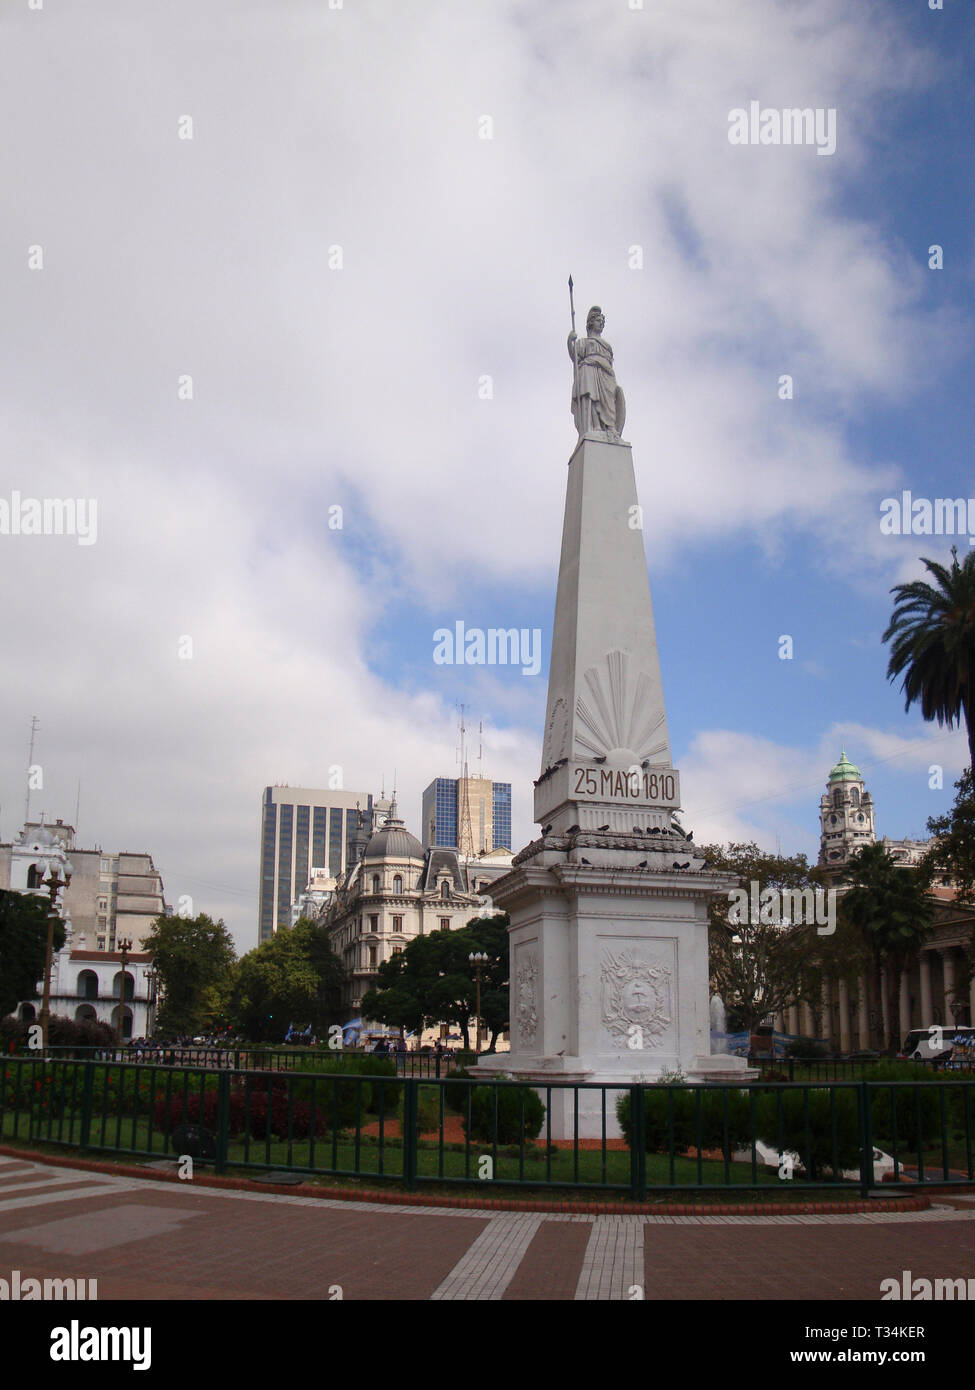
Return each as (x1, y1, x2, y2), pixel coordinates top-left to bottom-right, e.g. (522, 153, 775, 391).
(476, 299, 753, 1135)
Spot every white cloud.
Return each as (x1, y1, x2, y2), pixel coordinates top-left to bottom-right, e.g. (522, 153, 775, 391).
(0, 0, 962, 946)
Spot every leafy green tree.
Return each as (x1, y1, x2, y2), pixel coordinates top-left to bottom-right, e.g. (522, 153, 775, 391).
(230, 917, 344, 1042)
(839, 844, 934, 1053)
(883, 546, 975, 774)
(921, 769, 975, 1011)
(0, 889, 63, 1019)
(922, 769, 975, 905)
(141, 912, 236, 1039)
(361, 915, 509, 1049)
(703, 843, 831, 1035)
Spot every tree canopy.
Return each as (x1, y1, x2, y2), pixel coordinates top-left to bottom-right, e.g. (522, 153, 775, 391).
(883, 546, 975, 774)
(361, 915, 509, 1049)
(141, 912, 237, 1039)
(0, 888, 62, 1019)
(230, 917, 344, 1042)
(839, 843, 934, 1052)
(703, 843, 831, 1034)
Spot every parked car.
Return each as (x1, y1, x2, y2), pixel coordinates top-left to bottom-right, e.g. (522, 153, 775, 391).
(735, 1140, 895, 1184)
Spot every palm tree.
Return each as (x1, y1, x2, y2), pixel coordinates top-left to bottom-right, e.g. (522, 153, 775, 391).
(883, 547, 975, 774)
(840, 844, 933, 1053)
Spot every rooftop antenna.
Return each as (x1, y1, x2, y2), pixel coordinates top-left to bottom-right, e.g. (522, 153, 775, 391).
(24, 715, 39, 829)
(75, 779, 81, 838)
(456, 704, 473, 861)
(478, 721, 484, 780)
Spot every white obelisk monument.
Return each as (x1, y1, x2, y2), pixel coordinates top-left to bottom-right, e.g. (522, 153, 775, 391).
(476, 296, 753, 1135)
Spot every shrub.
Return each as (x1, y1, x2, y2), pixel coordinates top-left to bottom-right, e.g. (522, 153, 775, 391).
(0, 1014, 115, 1054)
(280, 1054, 399, 1117)
(152, 1086, 333, 1142)
(48, 1016, 116, 1050)
(416, 1085, 443, 1133)
(861, 1062, 952, 1153)
(785, 1038, 828, 1060)
(616, 1083, 753, 1157)
(753, 1085, 861, 1178)
(443, 1067, 473, 1114)
(462, 1082, 545, 1144)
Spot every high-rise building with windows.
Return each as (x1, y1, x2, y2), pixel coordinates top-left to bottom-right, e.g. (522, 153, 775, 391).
(259, 786, 377, 941)
(421, 776, 512, 856)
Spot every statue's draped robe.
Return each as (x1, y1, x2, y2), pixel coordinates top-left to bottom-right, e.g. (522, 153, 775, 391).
(570, 333, 621, 434)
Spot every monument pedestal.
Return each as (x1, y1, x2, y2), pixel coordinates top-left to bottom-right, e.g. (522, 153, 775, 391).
(476, 839, 755, 1138)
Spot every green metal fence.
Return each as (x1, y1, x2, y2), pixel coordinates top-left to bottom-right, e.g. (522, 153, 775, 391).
(747, 1055, 973, 1081)
(1, 1057, 972, 1199)
(7, 1045, 453, 1077)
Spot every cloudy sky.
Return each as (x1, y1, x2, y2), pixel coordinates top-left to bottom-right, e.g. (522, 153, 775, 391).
(2, 0, 972, 951)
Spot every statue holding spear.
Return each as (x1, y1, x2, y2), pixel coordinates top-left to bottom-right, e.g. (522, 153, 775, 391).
(567, 278, 626, 440)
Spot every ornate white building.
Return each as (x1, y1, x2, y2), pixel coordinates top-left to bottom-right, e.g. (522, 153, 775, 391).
(818, 751, 930, 871)
(323, 801, 506, 1020)
(773, 753, 975, 1046)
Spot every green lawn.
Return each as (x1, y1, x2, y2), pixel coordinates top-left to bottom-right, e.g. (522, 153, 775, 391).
(1, 1107, 848, 1191)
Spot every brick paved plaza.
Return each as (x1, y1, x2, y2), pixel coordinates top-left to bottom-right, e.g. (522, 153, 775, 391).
(1, 1153, 974, 1303)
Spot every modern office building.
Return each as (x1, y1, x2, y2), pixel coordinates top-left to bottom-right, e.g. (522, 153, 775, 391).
(421, 776, 512, 856)
(258, 785, 379, 941)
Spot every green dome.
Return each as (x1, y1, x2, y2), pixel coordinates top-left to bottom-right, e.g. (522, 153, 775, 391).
(828, 750, 861, 782)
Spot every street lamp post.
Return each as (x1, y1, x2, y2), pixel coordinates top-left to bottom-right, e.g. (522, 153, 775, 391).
(145, 965, 158, 1039)
(469, 951, 488, 1055)
(116, 938, 133, 1046)
(38, 859, 72, 1048)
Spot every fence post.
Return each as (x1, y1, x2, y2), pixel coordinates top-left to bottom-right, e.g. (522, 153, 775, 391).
(402, 1078, 418, 1190)
(859, 1081, 874, 1197)
(214, 1070, 231, 1175)
(629, 1084, 647, 1202)
(79, 1061, 94, 1152)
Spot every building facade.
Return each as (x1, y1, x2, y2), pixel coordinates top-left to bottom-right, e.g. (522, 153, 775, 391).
(17, 941, 155, 1040)
(324, 801, 488, 1019)
(258, 785, 380, 941)
(0, 819, 167, 951)
(421, 776, 512, 856)
(773, 754, 975, 1046)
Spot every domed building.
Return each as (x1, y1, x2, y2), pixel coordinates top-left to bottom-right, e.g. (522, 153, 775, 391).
(818, 751, 875, 868)
(325, 800, 487, 1020)
(775, 753, 975, 1048)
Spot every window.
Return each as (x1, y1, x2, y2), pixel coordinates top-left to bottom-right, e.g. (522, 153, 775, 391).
(26, 864, 43, 889)
(392, 945, 402, 955)
(850, 788, 860, 807)
(369, 915, 379, 933)
(392, 915, 403, 932)
(372, 874, 381, 894)
(440, 880, 450, 899)
(78, 970, 98, 1001)
(440, 916, 450, 930)
(98, 897, 108, 911)
(369, 946, 377, 967)
(833, 789, 842, 807)
(393, 874, 402, 894)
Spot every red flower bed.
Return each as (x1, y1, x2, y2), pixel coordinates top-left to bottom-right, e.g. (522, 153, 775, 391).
(152, 1086, 331, 1140)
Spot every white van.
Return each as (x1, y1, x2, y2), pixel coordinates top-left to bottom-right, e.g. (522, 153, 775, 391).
(900, 1025, 975, 1062)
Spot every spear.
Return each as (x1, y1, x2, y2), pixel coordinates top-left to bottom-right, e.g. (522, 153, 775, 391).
(568, 275, 581, 434)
